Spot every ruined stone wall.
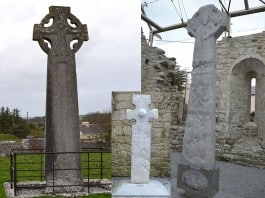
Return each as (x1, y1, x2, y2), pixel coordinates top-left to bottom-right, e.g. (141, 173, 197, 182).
(111, 33, 184, 177)
(215, 32, 265, 168)
(0, 141, 22, 156)
(21, 137, 44, 150)
(141, 31, 179, 93)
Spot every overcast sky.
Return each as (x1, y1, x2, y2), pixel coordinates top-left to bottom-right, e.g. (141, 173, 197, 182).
(1, 0, 265, 118)
(142, 0, 265, 72)
(0, 0, 140, 117)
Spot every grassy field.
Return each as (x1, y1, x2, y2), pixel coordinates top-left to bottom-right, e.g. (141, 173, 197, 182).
(0, 133, 20, 141)
(0, 152, 111, 198)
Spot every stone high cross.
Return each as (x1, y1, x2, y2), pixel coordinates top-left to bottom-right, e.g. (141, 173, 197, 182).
(127, 94, 158, 184)
(178, 5, 226, 196)
(33, 6, 88, 192)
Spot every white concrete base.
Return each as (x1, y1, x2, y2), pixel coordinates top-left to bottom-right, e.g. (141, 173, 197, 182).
(112, 179, 170, 198)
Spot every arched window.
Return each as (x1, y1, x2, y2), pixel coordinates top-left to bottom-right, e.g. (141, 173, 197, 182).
(250, 77, 256, 121)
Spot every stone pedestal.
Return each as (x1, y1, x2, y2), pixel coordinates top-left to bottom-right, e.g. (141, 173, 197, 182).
(112, 178, 170, 198)
(177, 164, 219, 198)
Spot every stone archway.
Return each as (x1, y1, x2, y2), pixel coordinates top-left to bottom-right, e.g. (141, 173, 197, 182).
(213, 32, 265, 166)
(229, 57, 265, 142)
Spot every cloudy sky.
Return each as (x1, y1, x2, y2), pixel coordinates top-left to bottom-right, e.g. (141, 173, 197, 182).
(1, 0, 265, 118)
(142, 0, 265, 72)
(0, 0, 140, 117)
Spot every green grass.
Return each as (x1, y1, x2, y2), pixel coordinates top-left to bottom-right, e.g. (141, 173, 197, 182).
(0, 133, 20, 141)
(0, 152, 111, 198)
(0, 156, 10, 197)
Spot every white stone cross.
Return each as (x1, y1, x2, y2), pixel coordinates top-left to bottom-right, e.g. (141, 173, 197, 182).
(127, 94, 158, 184)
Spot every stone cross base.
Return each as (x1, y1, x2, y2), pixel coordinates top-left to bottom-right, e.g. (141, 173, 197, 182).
(112, 179, 170, 198)
(177, 164, 219, 197)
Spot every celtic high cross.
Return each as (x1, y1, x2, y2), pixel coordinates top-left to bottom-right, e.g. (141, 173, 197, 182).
(33, 6, 88, 193)
(177, 5, 226, 197)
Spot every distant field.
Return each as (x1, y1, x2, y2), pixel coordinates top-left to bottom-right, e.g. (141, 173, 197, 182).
(0, 152, 111, 198)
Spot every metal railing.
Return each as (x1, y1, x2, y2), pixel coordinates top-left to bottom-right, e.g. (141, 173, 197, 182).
(10, 148, 111, 196)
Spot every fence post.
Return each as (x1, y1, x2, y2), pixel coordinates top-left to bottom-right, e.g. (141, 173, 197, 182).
(100, 149, 103, 179)
(87, 152, 90, 193)
(14, 153, 17, 196)
(52, 152, 55, 194)
(10, 150, 13, 189)
(40, 152, 43, 181)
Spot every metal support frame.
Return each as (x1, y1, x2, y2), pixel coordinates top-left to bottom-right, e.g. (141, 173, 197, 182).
(141, 5, 265, 45)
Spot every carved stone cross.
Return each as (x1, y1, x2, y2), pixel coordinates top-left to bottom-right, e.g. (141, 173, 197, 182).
(178, 5, 226, 196)
(33, 6, 88, 193)
(127, 94, 158, 184)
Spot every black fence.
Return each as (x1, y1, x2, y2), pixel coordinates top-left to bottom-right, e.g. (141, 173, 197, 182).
(10, 148, 111, 196)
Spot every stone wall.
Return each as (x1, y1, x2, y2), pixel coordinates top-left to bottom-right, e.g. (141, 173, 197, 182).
(141, 31, 179, 93)
(0, 137, 110, 156)
(215, 32, 265, 167)
(170, 126, 184, 152)
(21, 136, 44, 150)
(0, 141, 22, 156)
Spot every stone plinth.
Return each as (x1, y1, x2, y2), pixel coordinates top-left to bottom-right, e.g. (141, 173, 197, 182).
(112, 178, 170, 198)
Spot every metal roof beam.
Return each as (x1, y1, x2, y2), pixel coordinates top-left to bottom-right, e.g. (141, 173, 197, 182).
(230, 5, 265, 17)
(153, 22, 187, 34)
(142, 6, 265, 34)
(141, 13, 162, 31)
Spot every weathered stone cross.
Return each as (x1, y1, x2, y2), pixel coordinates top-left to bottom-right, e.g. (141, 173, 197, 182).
(33, 6, 88, 192)
(127, 94, 158, 184)
(178, 5, 226, 196)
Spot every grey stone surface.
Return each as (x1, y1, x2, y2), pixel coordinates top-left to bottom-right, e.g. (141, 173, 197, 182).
(4, 179, 111, 197)
(182, 4, 226, 170)
(33, 6, 88, 193)
(126, 94, 158, 184)
(171, 151, 265, 198)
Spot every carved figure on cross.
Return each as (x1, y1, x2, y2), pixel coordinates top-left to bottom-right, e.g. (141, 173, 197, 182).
(127, 94, 158, 184)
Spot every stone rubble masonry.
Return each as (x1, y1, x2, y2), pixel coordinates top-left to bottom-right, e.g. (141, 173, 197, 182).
(0, 141, 22, 156)
(0, 138, 109, 156)
(21, 136, 44, 150)
(215, 31, 265, 168)
(141, 30, 179, 93)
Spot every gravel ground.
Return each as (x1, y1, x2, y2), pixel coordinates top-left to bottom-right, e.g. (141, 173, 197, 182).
(171, 151, 265, 198)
